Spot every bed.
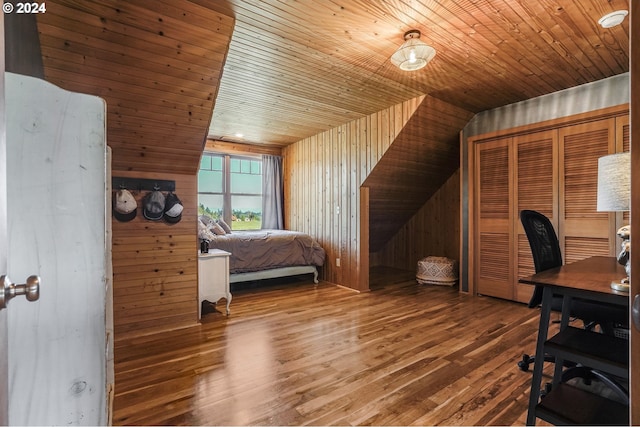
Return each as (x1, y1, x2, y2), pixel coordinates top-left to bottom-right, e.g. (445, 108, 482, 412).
(199, 223, 326, 284)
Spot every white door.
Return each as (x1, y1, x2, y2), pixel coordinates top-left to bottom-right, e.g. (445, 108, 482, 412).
(2, 72, 110, 425)
(1, 26, 8, 424)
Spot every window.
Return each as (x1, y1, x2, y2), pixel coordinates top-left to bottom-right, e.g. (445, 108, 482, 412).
(198, 153, 262, 230)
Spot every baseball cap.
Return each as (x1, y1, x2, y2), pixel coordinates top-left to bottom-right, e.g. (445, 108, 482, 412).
(163, 192, 183, 223)
(143, 190, 166, 221)
(113, 189, 137, 222)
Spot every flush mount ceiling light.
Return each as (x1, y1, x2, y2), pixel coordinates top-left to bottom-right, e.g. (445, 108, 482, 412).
(390, 30, 436, 71)
(598, 10, 628, 28)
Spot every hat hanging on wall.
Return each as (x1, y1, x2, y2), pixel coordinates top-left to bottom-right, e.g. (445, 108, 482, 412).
(143, 190, 166, 221)
(113, 189, 137, 222)
(163, 192, 184, 223)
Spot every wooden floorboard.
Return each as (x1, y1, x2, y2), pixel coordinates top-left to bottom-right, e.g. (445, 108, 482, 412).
(112, 267, 553, 426)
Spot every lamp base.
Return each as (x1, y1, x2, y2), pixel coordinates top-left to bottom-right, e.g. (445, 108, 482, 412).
(610, 278, 630, 292)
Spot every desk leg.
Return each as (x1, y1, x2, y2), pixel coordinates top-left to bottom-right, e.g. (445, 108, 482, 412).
(527, 286, 554, 426)
(552, 295, 572, 387)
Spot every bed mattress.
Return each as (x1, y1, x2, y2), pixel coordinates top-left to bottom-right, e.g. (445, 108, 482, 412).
(207, 229, 325, 273)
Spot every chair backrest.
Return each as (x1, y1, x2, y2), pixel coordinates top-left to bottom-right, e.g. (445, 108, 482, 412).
(520, 209, 563, 307)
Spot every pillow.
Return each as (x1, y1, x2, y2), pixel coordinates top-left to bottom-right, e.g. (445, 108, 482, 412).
(210, 222, 226, 235)
(217, 218, 232, 234)
(199, 215, 215, 227)
(198, 221, 216, 241)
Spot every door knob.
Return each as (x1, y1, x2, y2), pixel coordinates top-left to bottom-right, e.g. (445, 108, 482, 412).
(0, 275, 40, 310)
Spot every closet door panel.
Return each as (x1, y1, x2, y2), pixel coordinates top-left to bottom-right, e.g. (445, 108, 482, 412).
(476, 139, 512, 300)
(559, 119, 615, 263)
(514, 130, 557, 303)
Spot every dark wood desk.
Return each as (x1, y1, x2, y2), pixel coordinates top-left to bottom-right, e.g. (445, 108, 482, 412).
(519, 256, 630, 426)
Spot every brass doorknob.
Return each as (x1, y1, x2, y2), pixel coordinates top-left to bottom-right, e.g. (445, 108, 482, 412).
(0, 275, 40, 310)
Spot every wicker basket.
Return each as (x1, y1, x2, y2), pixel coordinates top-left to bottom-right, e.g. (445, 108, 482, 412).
(416, 256, 458, 286)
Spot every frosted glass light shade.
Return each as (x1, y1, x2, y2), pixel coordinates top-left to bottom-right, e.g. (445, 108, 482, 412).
(598, 10, 628, 28)
(390, 30, 436, 71)
(597, 152, 630, 211)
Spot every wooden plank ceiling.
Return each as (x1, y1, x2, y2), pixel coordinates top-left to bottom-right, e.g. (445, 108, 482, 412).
(207, 0, 630, 146)
(36, 0, 629, 173)
(36, 0, 234, 174)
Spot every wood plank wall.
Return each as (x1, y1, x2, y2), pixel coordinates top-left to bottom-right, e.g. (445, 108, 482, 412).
(371, 169, 461, 270)
(34, 1, 234, 341)
(363, 98, 474, 252)
(36, 0, 234, 175)
(111, 171, 197, 340)
(283, 96, 425, 291)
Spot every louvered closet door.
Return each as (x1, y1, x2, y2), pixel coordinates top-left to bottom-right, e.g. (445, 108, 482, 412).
(475, 139, 513, 300)
(559, 119, 616, 263)
(514, 130, 558, 304)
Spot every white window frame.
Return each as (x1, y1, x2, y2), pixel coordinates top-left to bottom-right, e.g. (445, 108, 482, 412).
(198, 152, 263, 230)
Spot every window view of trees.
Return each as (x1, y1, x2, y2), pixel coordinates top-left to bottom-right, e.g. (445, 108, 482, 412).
(198, 153, 262, 230)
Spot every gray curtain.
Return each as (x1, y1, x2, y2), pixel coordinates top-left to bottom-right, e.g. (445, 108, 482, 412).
(261, 155, 284, 229)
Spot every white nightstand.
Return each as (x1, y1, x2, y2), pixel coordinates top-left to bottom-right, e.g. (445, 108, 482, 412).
(198, 249, 232, 318)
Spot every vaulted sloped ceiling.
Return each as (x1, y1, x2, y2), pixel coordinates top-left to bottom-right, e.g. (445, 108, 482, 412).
(36, 0, 234, 174)
(206, 0, 629, 147)
(364, 95, 474, 252)
(35, 0, 629, 175)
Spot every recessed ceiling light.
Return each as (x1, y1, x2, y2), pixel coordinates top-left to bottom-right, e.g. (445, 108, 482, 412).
(234, 133, 244, 138)
(598, 10, 628, 28)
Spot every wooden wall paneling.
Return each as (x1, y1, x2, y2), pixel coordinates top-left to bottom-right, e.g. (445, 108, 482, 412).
(315, 134, 325, 281)
(475, 138, 513, 300)
(379, 109, 389, 158)
(319, 136, 327, 272)
(359, 186, 370, 291)
(372, 169, 461, 271)
(336, 125, 343, 284)
(339, 125, 347, 285)
(305, 137, 322, 270)
(283, 94, 464, 291)
(369, 114, 377, 173)
(364, 96, 473, 253)
(283, 146, 291, 228)
(37, 0, 234, 175)
(558, 119, 616, 263)
(111, 171, 197, 341)
(283, 96, 425, 291)
(360, 118, 372, 283)
(349, 121, 360, 288)
(513, 130, 558, 303)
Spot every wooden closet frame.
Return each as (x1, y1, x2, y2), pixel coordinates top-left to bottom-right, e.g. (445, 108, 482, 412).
(466, 104, 629, 299)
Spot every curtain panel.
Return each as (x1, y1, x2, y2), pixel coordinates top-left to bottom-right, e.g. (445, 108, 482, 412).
(261, 154, 284, 229)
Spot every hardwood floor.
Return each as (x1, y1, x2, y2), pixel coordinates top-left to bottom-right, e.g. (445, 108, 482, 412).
(112, 268, 549, 426)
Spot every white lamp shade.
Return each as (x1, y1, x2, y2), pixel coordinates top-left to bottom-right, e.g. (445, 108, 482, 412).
(597, 152, 630, 211)
(390, 37, 436, 71)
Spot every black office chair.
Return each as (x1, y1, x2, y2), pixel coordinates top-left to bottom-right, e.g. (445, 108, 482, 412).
(518, 209, 628, 371)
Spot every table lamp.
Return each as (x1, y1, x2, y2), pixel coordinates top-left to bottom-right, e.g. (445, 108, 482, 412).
(596, 152, 631, 292)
